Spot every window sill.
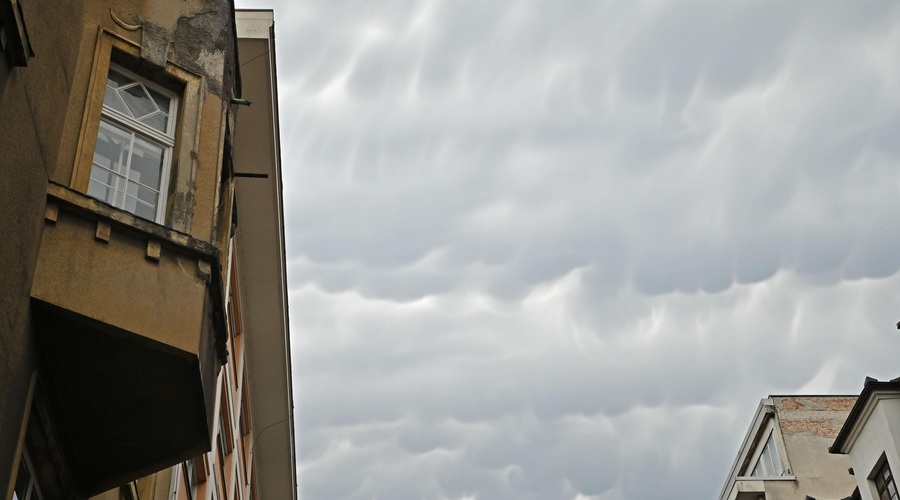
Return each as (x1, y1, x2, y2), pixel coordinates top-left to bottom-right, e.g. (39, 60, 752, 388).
(48, 181, 219, 259)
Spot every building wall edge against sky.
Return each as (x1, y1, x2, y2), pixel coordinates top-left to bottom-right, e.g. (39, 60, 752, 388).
(0, 3, 295, 499)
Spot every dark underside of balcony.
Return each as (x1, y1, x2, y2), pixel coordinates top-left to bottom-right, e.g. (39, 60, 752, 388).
(32, 300, 212, 494)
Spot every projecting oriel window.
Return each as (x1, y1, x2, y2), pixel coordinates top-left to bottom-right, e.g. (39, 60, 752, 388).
(875, 460, 900, 500)
(88, 65, 178, 223)
(750, 433, 785, 478)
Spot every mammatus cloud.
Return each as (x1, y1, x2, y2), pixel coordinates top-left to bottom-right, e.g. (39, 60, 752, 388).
(289, 272, 900, 499)
(237, 0, 900, 498)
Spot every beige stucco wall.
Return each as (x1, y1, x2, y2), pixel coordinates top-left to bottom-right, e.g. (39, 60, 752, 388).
(1, 0, 239, 495)
(773, 396, 858, 498)
(722, 396, 858, 500)
(90, 467, 173, 500)
(31, 207, 211, 354)
(0, 0, 88, 494)
(51, 0, 235, 243)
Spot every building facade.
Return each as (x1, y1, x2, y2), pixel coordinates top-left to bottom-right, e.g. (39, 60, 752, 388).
(1, 2, 294, 499)
(719, 396, 858, 500)
(830, 377, 900, 500)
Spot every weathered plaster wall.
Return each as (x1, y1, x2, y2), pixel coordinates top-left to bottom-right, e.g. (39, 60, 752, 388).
(55, 0, 236, 241)
(0, 0, 237, 495)
(773, 396, 858, 499)
(0, 0, 87, 495)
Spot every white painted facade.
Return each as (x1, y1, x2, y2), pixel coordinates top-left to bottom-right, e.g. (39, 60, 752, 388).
(831, 381, 900, 500)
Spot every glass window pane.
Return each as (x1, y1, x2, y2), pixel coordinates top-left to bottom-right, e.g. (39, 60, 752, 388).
(88, 171, 126, 207)
(120, 83, 157, 120)
(14, 460, 29, 500)
(134, 185, 159, 220)
(122, 189, 138, 216)
(129, 137, 164, 190)
(767, 436, 783, 475)
(752, 459, 766, 477)
(124, 182, 158, 220)
(141, 112, 168, 133)
(93, 121, 132, 175)
(185, 459, 196, 486)
(147, 88, 171, 113)
(107, 69, 133, 89)
(750, 434, 782, 477)
(103, 87, 130, 116)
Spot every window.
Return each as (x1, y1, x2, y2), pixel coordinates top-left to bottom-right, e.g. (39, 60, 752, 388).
(750, 433, 785, 478)
(182, 459, 197, 500)
(13, 447, 42, 500)
(118, 483, 136, 500)
(88, 65, 178, 223)
(0, 0, 33, 67)
(875, 460, 899, 500)
(217, 413, 229, 499)
(240, 376, 252, 437)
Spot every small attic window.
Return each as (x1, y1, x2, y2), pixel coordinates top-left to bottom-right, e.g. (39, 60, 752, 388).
(751, 433, 786, 478)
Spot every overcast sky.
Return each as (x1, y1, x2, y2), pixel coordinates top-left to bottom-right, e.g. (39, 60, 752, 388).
(234, 1, 900, 498)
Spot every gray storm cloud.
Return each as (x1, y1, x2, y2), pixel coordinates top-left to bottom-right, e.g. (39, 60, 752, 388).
(237, 0, 900, 498)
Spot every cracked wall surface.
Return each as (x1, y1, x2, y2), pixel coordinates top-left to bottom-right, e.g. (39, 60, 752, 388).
(0, 0, 240, 495)
(770, 396, 858, 500)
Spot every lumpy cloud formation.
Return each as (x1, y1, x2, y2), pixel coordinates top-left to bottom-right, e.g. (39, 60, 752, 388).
(237, 0, 900, 498)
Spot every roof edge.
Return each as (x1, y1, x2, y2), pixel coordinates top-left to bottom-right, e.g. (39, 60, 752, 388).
(830, 377, 900, 454)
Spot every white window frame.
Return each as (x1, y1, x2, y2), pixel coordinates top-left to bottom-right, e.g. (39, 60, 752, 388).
(735, 410, 797, 481)
(741, 416, 792, 479)
(169, 463, 179, 500)
(750, 432, 784, 477)
(89, 64, 179, 223)
(13, 447, 43, 500)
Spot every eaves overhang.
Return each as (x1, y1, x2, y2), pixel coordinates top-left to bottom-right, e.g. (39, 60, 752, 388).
(830, 377, 900, 455)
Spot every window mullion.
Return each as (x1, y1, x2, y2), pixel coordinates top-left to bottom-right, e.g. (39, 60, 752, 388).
(123, 131, 136, 211)
(156, 147, 171, 222)
(111, 124, 130, 208)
